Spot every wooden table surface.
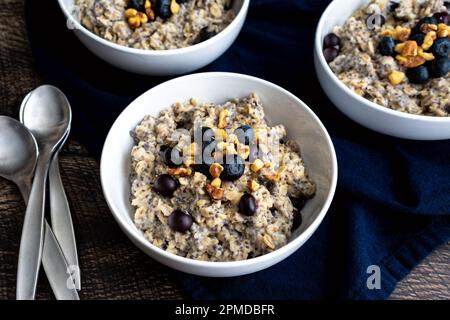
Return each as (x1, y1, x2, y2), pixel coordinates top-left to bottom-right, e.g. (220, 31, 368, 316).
(0, 0, 448, 300)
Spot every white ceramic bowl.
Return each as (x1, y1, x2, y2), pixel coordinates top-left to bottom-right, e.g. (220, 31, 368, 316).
(57, 0, 249, 76)
(314, 0, 450, 140)
(100, 72, 337, 277)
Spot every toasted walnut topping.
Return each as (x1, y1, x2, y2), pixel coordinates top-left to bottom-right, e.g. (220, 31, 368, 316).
(127, 16, 141, 29)
(211, 178, 222, 189)
(395, 26, 411, 42)
(138, 12, 148, 24)
(125, 8, 138, 18)
(422, 31, 437, 50)
(417, 47, 435, 61)
(388, 70, 405, 85)
(263, 171, 280, 182)
(167, 167, 192, 177)
(263, 234, 275, 250)
(237, 144, 250, 160)
(215, 128, 227, 141)
(184, 156, 195, 167)
(396, 55, 426, 68)
(218, 109, 230, 129)
(401, 40, 418, 56)
(145, 0, 155, 21)
(170, 0, 180, 14)
(209, 163, 224, 178)
(225, 190, 243, 205)
(250, 159, 264, 173)
(247, 179, 260, 192)
(437, 23, 450, 38)
(395, 42, 405, 53)
(206, 184, 224, 200)
(420, 23, 438, 33)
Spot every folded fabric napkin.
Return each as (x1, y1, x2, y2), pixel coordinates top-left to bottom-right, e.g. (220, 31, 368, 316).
(25, 0, 449, 299)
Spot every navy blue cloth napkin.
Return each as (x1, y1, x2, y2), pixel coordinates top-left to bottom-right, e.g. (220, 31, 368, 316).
(25, 0, 449, 299)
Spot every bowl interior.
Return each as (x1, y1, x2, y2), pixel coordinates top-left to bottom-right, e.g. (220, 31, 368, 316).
(101, 73, 336, 263)
(59, 0, 246, 47)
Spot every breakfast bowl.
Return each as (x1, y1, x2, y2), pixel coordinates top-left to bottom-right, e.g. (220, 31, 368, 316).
(100, 72, 337, 277)
(57, 0, 249, 76)
(314, 0, 450, 140)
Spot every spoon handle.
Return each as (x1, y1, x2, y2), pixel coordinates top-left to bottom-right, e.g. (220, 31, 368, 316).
(49, 152, 80, 289)
(16, 150, 50, 300)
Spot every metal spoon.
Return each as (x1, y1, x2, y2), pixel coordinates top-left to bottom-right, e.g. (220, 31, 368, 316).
(0, 116, 78, 300)
(21, 92, 80, 290)
(16, 85, 71, 300)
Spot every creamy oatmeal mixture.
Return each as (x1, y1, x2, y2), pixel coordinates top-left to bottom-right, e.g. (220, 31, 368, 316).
(327, 0, 450, 116)
(76, 0, 235, 50)
(130, 94, 315, 261)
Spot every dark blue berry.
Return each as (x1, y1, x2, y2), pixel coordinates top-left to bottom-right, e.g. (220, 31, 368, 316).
(413, 17, 438, 34)
(194, 27, 217, 44)
(127, 0, 145, 11)
(156, 0, 171, 19)
(406, 65, 430, 84)
(160, 145, 181, 167)
(221, 154, 245, 181)
(378, 37, 396, 56)
(238, 193, 257, 216)
(429, 57, 450, 78)
(323, 33, 340, 48)
(433, 11, 450, 25)
(168, 210, 193, 233)
(291, 208, 302, 231)
(431, 38, 450, 57)
(153, 174, 179, 197)
(410, 33, 425, 46)
(389, 1, 400, 12)
(323, 47, 339, 63)
(234, 125, 254, 145)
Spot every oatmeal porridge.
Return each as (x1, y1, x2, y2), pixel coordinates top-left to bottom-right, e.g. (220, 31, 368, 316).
(76, 0, 235, 50)
(130, 94, 316, 261)
(323, 0, 450, 116)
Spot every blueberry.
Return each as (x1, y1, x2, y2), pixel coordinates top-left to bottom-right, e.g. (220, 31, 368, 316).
(194, 27, 217, 44)
(410, 33, 425, 46)
(160, 145, 181, 168)
(378, 36, 396, 56)
(406, 65, 430, 84)
(168, 210, 193, 233)
(290, 197, 306, 211)
(433, 11, 450, 25)
(429, 57, 450, 78)
(291, 208, 302, 231)
(238, 193, 257, 216)
(155, 0, 171, 19)
(323, 47, 339, 63)
(221, 154, 245, 181)
(389, 1, 400, 12)
(323, 33, 341, 48)
(153, 174, 179, 197)
(431, 38, 450, 57)
(234, 125, 254, 145)
(413, 17, 438, 34)
(127, 0, 145, 11)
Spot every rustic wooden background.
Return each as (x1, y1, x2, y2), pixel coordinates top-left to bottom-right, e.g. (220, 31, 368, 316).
(0, 0, 448, 300)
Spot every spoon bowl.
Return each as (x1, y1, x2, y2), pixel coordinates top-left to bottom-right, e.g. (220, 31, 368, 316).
(0, 116, 37, 187)
(20, 86, 71, 146)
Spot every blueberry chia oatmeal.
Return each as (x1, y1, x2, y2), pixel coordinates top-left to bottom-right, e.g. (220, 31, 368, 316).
(323, 0, 450, 116)
(130, 94, 316, 261)
(75, 0, 235, 50)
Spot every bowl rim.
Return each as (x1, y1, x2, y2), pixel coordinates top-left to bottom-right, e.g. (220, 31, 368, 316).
(57, 0, 250, 56)
(315, 0, 450, 123)
(100, 72, 338, 269)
